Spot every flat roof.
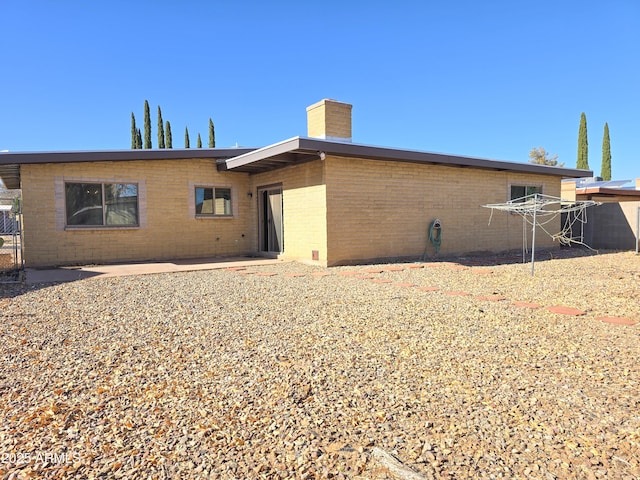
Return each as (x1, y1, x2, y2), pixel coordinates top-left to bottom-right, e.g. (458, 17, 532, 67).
(221, 136, 592, 177)
(0, 147, 255, 165)
(0, 147, 256, 189)
(576, 186, 640, 199)
(0, 139, 592, 189)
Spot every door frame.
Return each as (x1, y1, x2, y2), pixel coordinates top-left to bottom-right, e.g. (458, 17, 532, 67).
(257, 184, 283, 253)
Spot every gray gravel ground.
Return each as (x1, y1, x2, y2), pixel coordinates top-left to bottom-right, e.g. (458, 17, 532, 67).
(0, 250, 639, 479)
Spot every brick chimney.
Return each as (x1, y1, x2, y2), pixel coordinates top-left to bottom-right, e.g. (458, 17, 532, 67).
(306, 99, 352, 142)
(636, 178, 640, 190)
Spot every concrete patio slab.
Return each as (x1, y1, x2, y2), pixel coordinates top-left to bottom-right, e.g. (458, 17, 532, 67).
(24, 257, 283, 284)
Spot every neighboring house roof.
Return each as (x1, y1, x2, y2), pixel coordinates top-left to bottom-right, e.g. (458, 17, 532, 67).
(221, 136, 590, 177)
(563, 178, 640, 202)
(0, 139, 591, 189)
(576, 185, 640, 201)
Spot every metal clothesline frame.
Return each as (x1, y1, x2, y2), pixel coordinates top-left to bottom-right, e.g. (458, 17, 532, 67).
(636, 207, 640, 255)
(483, 193, 600, 275)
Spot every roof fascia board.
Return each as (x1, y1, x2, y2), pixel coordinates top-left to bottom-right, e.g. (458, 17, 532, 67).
(223, 137, 303, 170)
(224, 136, 591, 178)
(0, 148, 256, 165)
(297, 137, 590, 177)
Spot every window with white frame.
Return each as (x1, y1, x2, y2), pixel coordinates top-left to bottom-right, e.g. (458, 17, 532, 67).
(65, 182, 139, 227)
(510, 185, 542, 202)
(195, 186, 232, 216)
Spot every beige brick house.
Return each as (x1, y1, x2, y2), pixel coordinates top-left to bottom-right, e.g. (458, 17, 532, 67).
(0, 99, 590, 267)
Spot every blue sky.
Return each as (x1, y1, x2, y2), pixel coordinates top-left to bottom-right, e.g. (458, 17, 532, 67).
(1, 1, 638, 181)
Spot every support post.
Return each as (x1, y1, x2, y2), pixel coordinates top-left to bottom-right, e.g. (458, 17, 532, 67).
(531, 194, 537, 275)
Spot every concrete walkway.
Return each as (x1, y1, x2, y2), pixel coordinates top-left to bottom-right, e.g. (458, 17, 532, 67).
(24, 256, 284, 284)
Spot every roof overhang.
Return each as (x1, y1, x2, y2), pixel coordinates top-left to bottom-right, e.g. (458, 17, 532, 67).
(0, 147, 256, 189)
(0, 164, 20, 189)
(221, 136, 592, 178)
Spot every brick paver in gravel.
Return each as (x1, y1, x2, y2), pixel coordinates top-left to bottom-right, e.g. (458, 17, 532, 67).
(310, 271, 332, 277)
(476, 295, 507, 302)
(547, 305, 586, 316)
(513, 301, 542, 308)
(447, 265, 468, 271)
(596, 316, 637, 326)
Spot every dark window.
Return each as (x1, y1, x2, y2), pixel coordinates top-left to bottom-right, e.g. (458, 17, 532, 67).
(65, 183, 139, 227)
(510, 185, 542, 202)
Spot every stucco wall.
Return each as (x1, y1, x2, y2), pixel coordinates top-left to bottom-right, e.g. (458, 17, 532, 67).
(582, 201, 640, 250)
(324, 156, 562, 265)
(21, 159, 253, 267)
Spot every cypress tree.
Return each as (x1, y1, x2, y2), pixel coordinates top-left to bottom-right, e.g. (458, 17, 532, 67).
(131, 113, 137, 149)
(577, 112, 589, 170)
(165, 120, 172, 148)
(208, 118, 215, 148)
(185, 127, 190, 148)
(601, 122, 611, 180)
(197, 133, 202, 148)
(136, 128, 142, 149)
(144, 100, 152, 149)
(157, 106, 165, 149)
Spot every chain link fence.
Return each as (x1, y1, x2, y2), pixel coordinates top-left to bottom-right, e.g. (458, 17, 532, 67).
(0, 194, 23, 273)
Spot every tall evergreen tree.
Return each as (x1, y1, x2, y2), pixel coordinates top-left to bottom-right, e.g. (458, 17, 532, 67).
(144, 100, 152, 149)
(165, 121, 172, 148)
(136, 128, 142, 149)
(131, 113, 137, 149)
(185, 127, 190, 148)
(208, 118, 215, 148)
(576, 112, 589, 170)
(197, 133, 202, 148)
(157, 106, 165, 149)
(601, 122, 611, 180)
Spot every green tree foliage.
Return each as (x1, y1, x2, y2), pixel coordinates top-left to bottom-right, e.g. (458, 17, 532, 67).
(131, 113, 138, 149)
(157, 106, 165, 149)
(185, 127, 190, 148)
(601, 122, 611, 180)
(144, 100, 152, 149)
(197, 133, 202, 148)
(528, 147, 564, 167)
(577, 112, 589, 169)
(208, 118, 215, 148)
(136, 129, 142, 149)
(165, 121, 172, 149)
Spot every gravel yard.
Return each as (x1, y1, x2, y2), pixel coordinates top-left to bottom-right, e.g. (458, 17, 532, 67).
(1, 250, 639, 479)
